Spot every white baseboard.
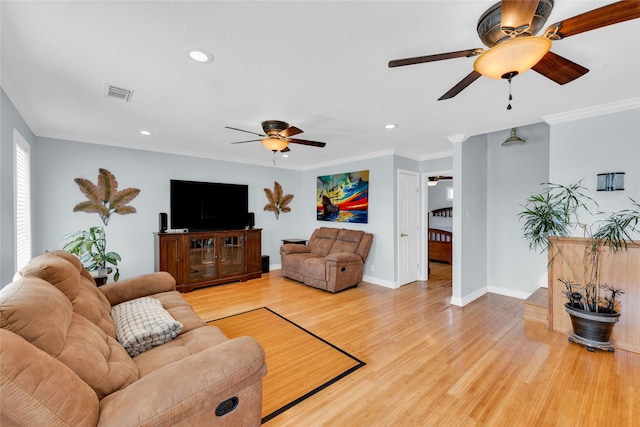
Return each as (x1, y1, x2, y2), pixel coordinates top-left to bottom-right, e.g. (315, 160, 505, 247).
(487, 285, 531, 300)
(451, 286, 488, 307)
(362, 275, 397, 289)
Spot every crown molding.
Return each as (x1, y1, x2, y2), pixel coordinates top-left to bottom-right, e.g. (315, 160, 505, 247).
(297, 148, 397, 171)
(419, 150, 453, 161)
(542, 98, 640, 125)
(446, 134, 467, 144)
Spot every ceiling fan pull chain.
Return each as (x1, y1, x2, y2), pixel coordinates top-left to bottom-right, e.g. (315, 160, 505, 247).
(507, 76, 513, 110)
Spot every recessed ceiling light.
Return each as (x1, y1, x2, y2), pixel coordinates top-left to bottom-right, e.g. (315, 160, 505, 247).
(187, 48, 214, 64)
(385, 124, 397, 129)
(282, 154, 289, 158)
(139, 130, 152, 136)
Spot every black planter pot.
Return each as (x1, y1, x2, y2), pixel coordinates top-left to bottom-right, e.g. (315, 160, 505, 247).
(565, 303, 620, 352)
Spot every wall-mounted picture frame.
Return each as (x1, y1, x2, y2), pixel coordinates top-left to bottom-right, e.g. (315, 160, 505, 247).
(316, 170, 369, 223)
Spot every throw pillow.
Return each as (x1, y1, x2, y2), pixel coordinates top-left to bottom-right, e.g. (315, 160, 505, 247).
(111, 297, 183, 357)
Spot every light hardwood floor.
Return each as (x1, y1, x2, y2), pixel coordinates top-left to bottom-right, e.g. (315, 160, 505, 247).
(183, 263, 639, 426)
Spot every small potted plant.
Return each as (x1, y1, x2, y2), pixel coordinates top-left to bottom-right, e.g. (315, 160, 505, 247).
(518, 180, 639, 351)
(62, 226, 121, 282)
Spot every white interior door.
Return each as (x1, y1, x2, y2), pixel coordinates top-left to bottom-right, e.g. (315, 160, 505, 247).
(398, 170, 419, 286)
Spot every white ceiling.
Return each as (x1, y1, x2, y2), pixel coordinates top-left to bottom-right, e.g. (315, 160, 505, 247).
(2, 1, 639, 170)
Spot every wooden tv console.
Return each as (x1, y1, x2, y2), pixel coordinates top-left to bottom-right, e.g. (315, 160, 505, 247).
(155, 229, 261, 292)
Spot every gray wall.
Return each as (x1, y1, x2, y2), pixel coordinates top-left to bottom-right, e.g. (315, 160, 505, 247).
(486, 123, 550, 297)
(30, 137, 306, 280)
(453, 134, 488, 305)
(29, 137, 397, 284)
(451, 109, 638, 305)
(550, 108, 640, 228)
(305, 156, 397, 284)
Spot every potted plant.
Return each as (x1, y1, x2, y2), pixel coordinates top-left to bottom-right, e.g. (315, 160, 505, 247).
(62, 226, 121, 282)
(62, 168, 140, 283)
(518, 181, 639, 352)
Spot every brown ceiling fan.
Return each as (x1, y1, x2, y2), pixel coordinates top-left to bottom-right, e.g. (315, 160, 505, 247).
(389, 0, 640, 104)
(226, 120, 327, 152)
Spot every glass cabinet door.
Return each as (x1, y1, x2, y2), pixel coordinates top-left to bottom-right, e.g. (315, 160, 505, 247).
(189, 237, 216, 281)
(219, 235, 245, 276)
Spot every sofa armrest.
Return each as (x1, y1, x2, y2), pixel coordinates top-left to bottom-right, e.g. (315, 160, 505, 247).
(99, 272, 176, 306)
(325, 252, 363, 263)
(1, 329, 100, 427)
(280, 244, 311, 255)
(97, 336, 266, 427)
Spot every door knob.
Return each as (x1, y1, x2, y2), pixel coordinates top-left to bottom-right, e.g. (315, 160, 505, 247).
(400, 233, 408, 237)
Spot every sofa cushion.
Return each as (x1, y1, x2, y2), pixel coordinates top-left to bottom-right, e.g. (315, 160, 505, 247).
(149, 291, 206, 335)
(308, 227, 340, 256)
(133, 326, 229, 377)
(111, 297, 183, 357)
(16, 251, 116, 338)
(330, 229, 365, 255)
(0, 277, 139, 399)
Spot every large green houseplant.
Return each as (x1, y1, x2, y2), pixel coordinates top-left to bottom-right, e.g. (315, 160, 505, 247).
(518, 181, 639, 351)
(62, 226, 121, 281)
(62, 168, 140, 282)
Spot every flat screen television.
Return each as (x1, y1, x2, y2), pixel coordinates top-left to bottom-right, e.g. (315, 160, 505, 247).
(170, 179, 249, 231)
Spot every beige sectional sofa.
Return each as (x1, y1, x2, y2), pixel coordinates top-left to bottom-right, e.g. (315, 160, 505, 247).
(0, 251, 266, 426)
(280, 227, 373, 293)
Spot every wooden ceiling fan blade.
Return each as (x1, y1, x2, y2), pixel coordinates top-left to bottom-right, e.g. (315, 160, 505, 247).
(280, 146, 291, 153)
(389, 49, 483, 68)
(500, 0, 539, 30)
(532, 51, 589, 85)
(231, 139, 262, 144)
(289, 138, 326, 147)
(438, 71, 482, 100)
(225, 126, 265, 137)
(544, 0, 640, 39)
(279, 126, 303, 138)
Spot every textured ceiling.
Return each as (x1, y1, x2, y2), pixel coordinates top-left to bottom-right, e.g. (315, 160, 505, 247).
(2, 1, 639, 169)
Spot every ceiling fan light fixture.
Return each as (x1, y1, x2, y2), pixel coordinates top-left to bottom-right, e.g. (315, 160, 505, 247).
(261, 137, 288, 152)
(473, 36, 552, 79)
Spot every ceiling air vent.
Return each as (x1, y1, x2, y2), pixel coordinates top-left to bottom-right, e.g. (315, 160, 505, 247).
(105, 84, 134, 102)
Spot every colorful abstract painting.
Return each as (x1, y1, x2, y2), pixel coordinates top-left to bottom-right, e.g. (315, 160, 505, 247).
(316, 170, 369, 223)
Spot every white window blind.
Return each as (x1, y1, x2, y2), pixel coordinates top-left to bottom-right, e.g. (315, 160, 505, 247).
(15, 130, 31, 270)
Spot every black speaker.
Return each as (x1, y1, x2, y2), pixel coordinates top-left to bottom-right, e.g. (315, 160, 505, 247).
(159, 212, 167, 233)
(247, 212, 255, 229)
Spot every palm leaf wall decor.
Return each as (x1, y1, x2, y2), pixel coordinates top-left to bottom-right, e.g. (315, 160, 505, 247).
(264, 181, 293, 219)
(73, 168, 140, 225)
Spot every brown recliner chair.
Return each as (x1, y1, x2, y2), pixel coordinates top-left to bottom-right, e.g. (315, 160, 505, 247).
(280, 227, 373, 293)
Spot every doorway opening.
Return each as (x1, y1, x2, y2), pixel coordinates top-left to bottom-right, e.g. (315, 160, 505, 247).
(422, 171, 453, 284)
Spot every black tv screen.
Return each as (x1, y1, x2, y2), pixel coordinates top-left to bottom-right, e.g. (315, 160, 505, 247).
(170, 180, 248, 231)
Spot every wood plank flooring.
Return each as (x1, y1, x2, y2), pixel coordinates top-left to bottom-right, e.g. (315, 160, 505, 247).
(183, 264, 640, 426)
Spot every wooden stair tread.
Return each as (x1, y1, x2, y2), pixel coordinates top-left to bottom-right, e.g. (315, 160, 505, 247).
(525, 287, 548, 308)
(524, 287, 548, 326)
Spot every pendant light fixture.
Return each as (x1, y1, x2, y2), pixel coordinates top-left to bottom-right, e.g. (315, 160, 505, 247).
(502, 128, 526, 146)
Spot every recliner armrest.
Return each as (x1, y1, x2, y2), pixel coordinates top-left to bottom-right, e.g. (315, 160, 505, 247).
(98, 336, 266, 426)
(325, 253, 363, 263)
(280, 244, 311, 255)
(99, 272, 176, 306)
